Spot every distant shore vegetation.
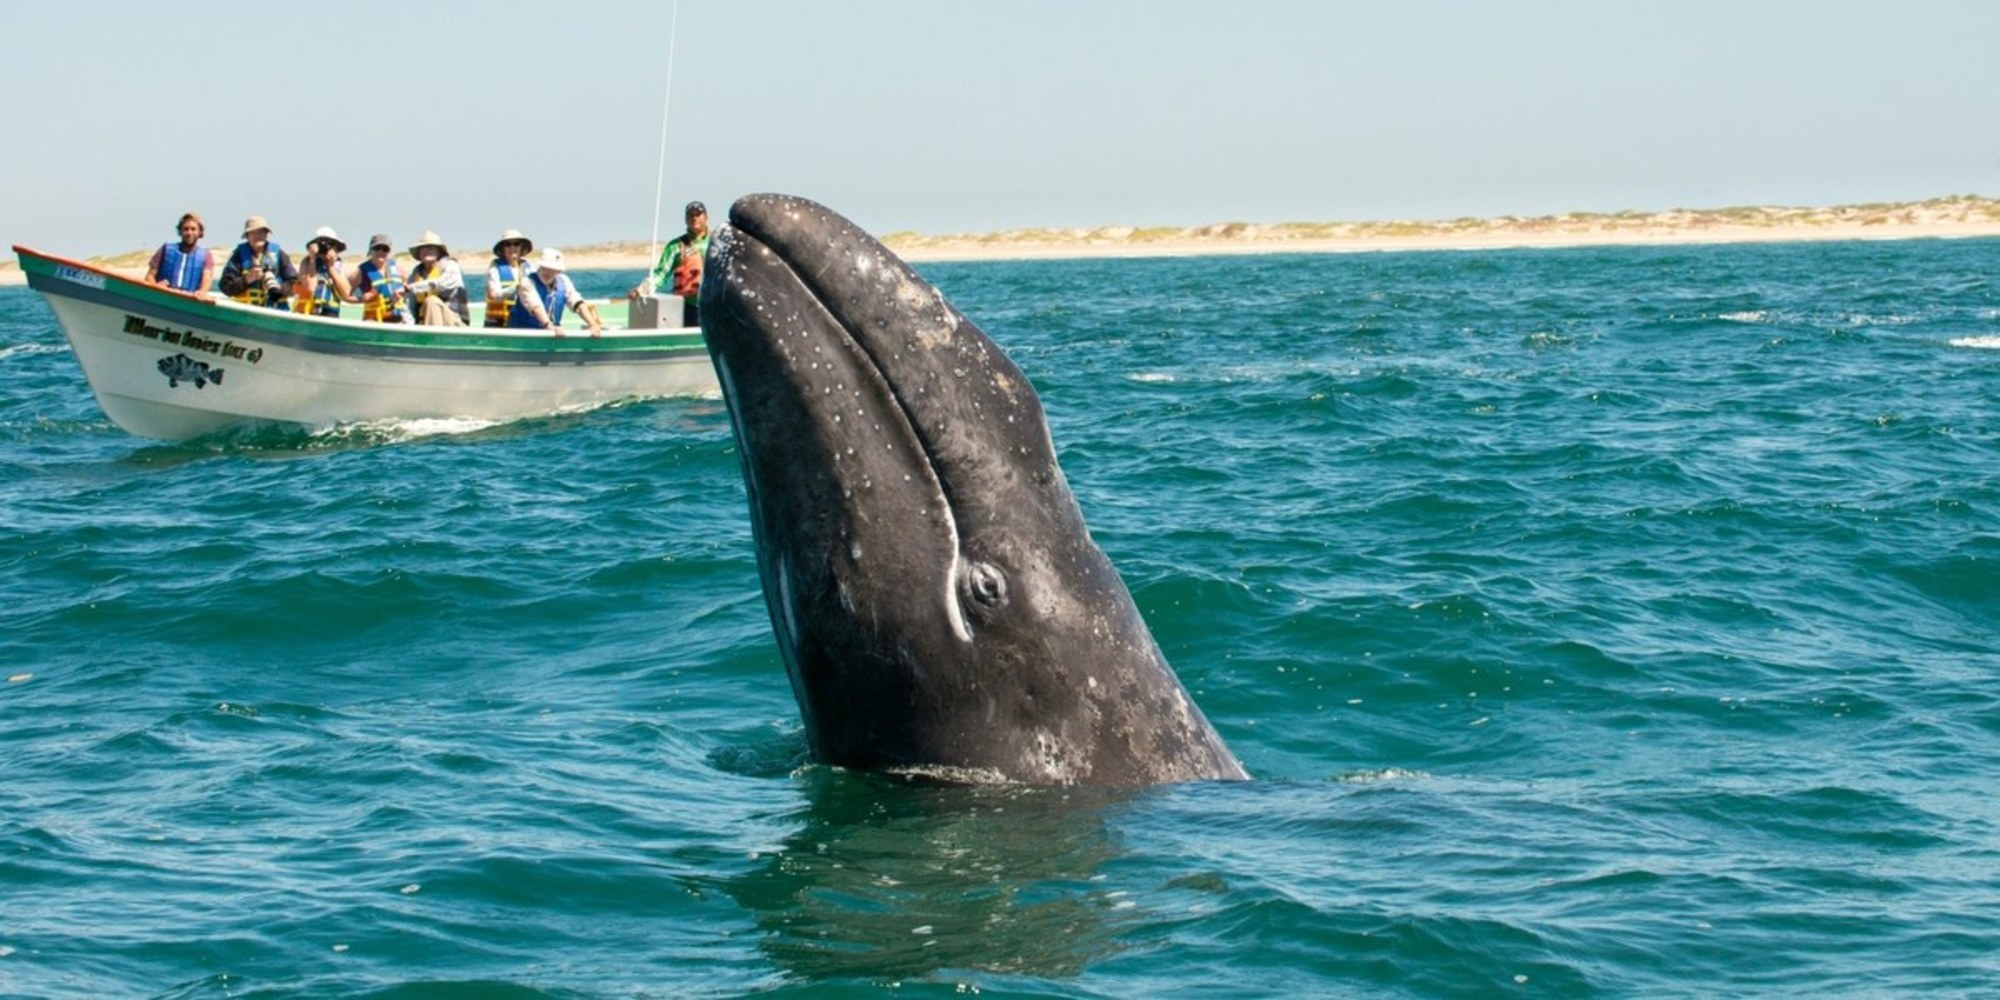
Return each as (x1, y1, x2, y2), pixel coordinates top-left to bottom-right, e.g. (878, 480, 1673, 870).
(876, 194, 2000, 253)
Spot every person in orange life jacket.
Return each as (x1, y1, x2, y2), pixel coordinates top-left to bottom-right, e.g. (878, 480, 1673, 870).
(510, 248, 601, 337)
(352, 234, 413, 323)
(218, 216, 297, 309)
(627, 200, 709, 327)
(144, 212, 216, 299)
(483, 230, 534, 328)
(405, 230, 468, 326)
(292, 227, 355, 318)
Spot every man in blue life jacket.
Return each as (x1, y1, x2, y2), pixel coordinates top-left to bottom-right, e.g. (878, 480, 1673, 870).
(510, 248, 602, 337)
(143, 212, 216, 299)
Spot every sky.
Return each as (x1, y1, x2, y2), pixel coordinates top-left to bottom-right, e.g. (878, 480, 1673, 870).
(4, 0, 1998, 258)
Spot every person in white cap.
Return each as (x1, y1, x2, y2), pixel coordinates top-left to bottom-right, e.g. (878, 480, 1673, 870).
(218, 215, 297, 309)
(508, 247, 601, 336)
(292, 226, 354, 318)
(405, 230, 467, 326)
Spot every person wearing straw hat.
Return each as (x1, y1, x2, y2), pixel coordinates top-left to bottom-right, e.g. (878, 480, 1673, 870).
(143, 212, 215, 299)
(627, 200, 709, 327)
(218, 215, 297, 309)
(405, 230, 468, 326)
(483, 230, 533, 328)
(508, 247, 602, 337)
(292, 226, 355, 318)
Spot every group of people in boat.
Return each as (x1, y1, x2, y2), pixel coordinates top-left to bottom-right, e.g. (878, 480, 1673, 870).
(140, 201, 713, 334)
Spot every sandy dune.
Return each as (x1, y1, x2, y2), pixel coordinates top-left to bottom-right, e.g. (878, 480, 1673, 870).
(10, 196, 2000, 287)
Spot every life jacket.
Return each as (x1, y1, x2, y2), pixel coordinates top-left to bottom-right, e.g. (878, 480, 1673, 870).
(484, 258, 526, 327)
(293, 258, 343, 318)
(158, 243, 209, 293)
(669, 234, 708, 299)
(228, 243, 283, 307)
(508, 272, 569, 329)
(358, 258, 409, 322)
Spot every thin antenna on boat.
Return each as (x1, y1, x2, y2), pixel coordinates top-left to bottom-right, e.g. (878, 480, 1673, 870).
(648, 0, 683, 265)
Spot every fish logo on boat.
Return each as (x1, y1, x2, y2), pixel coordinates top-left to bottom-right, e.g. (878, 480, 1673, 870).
(156, 353, 225, 389)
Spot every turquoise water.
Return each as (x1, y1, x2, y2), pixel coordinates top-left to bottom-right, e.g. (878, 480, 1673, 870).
(4, 240, 1998, 997)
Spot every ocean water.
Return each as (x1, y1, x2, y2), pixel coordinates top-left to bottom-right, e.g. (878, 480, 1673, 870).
(3, 239, 1998, 997)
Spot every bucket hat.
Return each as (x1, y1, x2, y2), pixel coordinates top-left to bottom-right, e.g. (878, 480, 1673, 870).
(408, 230, 448, 257)
(492, 229, 534, 256)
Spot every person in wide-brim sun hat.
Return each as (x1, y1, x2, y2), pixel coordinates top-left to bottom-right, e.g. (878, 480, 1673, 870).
(405, 230, 467, 327)
(406, 230, 449, 259)
(491, 229, 534, 257)
(483, 230, 536, 328)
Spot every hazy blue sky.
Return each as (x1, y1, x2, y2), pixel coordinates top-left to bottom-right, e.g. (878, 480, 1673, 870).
(5, 1, 1996, 256)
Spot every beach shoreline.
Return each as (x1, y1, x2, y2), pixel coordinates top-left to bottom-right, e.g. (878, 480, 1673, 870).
(10, 196, 2000, 287)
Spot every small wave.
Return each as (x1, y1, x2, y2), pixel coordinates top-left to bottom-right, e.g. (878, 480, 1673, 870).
(1129, 372, 1178, 384)
(1844, 312, 1920, 327)
(329, 416, 510, 441)
(1948, 335, 2000, 350)
(1337, 767, 1429, 784)
(0, 343, 67, 361)
(1719, 310, 1769, 324)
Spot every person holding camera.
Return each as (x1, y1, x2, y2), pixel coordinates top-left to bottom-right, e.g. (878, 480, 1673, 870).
(293, 227, 355, 318)
(218, 216, 297, 309)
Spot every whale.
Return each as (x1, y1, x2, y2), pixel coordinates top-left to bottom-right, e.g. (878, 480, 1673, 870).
(698, 193, 1246, 786)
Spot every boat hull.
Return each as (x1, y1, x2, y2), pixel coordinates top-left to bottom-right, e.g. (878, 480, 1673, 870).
(15, 246, 718, 439)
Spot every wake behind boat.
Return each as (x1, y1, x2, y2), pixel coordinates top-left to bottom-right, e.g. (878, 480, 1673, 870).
(13, 245, 718, 440)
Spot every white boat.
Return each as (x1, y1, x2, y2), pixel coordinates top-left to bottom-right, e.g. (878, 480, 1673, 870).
(13, 245, 718, 440)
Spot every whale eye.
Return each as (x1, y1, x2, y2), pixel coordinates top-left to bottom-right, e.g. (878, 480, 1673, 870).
(962, 561, 1008, 610)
